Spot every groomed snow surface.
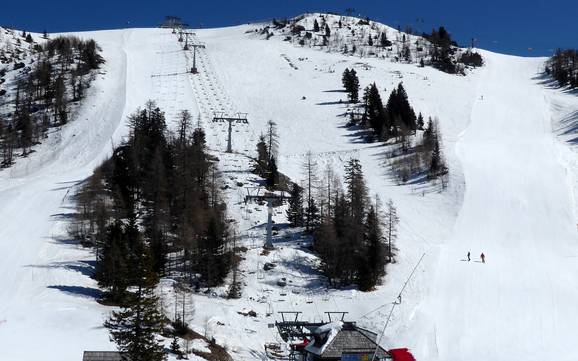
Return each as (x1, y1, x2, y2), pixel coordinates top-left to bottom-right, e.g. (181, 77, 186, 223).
(1, 22, 578, 361)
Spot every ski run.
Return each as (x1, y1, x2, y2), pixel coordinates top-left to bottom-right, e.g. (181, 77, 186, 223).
(1, 14, 578, 361)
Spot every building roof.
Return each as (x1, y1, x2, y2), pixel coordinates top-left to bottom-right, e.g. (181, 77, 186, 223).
(306, 322, 391, 359)
(82, 351, 124, 361)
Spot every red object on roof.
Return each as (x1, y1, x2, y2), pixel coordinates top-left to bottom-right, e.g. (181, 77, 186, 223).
(389, 348, 416, 361)
(293, 338, 310, 350)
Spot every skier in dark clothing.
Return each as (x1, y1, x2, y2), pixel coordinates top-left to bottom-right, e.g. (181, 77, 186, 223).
(467, 252, 471, 261)
(480, 252, 485, 263)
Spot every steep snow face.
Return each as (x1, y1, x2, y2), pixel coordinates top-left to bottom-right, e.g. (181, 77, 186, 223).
(0, 20, 577, 361)
(408, 52, 578, 360)
(0, 28, 201, 361)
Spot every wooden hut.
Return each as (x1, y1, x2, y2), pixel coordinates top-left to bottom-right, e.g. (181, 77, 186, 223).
(303, 322, 391, 360)
(82, 351, 124, 361)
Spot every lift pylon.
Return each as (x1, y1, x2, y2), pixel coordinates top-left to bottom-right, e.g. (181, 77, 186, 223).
(212, 112, 249, 153)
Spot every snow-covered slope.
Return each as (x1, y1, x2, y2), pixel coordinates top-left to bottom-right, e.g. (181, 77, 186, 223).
(409, 52, 578, 360)
(0, 18, 577, 361)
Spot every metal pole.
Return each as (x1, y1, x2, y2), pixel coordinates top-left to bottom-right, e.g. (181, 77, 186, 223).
(226, 119, 233, 153)
(265, 199, 274, 249)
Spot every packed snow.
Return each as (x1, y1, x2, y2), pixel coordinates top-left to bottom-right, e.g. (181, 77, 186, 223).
(1, 15, 578, 361)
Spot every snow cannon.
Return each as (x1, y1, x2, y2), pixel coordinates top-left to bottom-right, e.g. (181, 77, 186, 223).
(389, 348, 416, 361)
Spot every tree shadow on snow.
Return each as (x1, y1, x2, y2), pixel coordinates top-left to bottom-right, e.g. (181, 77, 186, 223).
(48, 235, 83, 246)
(532, 73, 578, 96)
(316, 100, 348, 106)
(50, 212, 77, 221)
(47, 285, 102, 299)
(554, 110, 578, 144)
(26, 260, 96, 278)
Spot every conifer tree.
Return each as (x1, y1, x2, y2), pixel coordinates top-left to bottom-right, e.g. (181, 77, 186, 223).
(266, 120, 279, 161)
(429, 136, 448, 180)
(305, 198, 320, 230)
(380, 32, 391, 47)
(344, 158, 368, 225)
(347, 69, 359, 103)
(105, 284, 166, 361)
(383, 199, 398, 262)
(363, 83, 388, 139)
(303, 151, 318, 231)
(417, 112, 425, 130)
(97, 220, 129, 303)
(358, 205, 385, 291)
(255, 135, 269, 177)
(343, 68, 360, 102)
(286, 183, 304, 227)
(266, 157, 279, 189)
(313, 19, 320, 32)
(170, 337, 182, 358)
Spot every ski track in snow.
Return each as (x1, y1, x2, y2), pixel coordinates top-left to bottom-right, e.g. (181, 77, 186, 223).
(0, 23, 578, 361)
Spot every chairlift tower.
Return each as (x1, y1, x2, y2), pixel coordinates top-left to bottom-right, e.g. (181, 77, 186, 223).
(189, 43, 206, 74)
(245, 188, 291, 249)
(180, 32, 205, 74)
(212, 112, 249, 153)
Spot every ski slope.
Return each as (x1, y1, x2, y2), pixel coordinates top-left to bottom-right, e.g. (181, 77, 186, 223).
(411, 52, 578, 360)
(1, 19, 578, 361)
(0, 28, 202, 361)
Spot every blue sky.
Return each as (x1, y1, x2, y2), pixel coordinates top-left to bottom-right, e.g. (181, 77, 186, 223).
(1, 0, 576, 56)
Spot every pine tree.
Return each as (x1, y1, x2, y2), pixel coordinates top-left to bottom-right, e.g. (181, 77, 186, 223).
(303, 151, 318, 231)
(305, 197, 320, 230)
(344, 159, 368, 225)
(170, 337, 182, 358)
(97, 221, 129, 303)
(266, 120, 279, 161)
(255, 135, 269, 177)
(417, 112, 425, 130)
(227, 259, 242, 299)
(383, 200, 398, 263)
(363, 83, 388, 139)
(53, 76, 67, 124)
(348, 69, 359, 103)
(429, 136, 448, 180)
(358, 205, 385, 291)
(396, 83, 417, 131)
(342, 68, 351, 90)
(286, 183, 304, 227)
(105, 285, 166, 361)
(342, 68, 360, 103)
(313, 19, 320, 32)
(325, 24, 331, 38)
(380, 32, 391, 47)
(266, 157, 279, 189)
(385, 83, 417, 134)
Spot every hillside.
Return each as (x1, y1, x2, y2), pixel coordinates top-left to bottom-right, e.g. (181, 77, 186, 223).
(0, 14, 577, 361)
(256, 13, 482, 74)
